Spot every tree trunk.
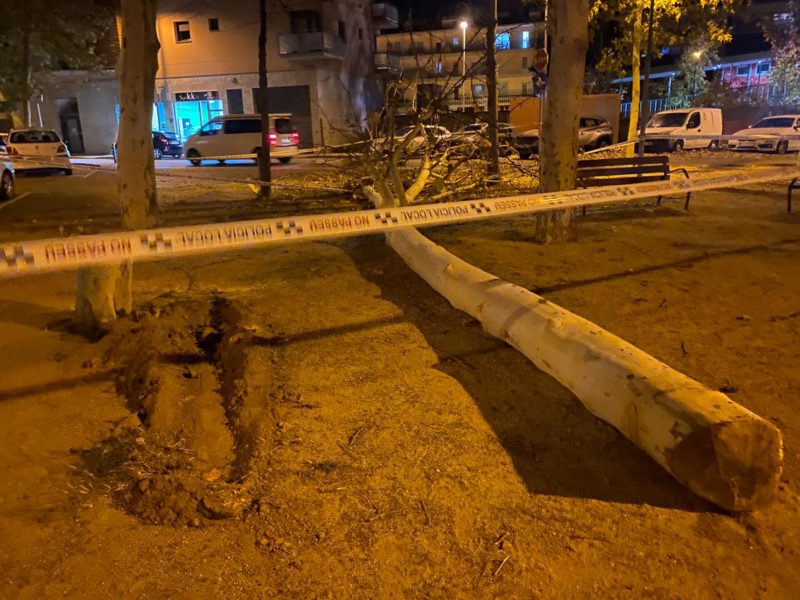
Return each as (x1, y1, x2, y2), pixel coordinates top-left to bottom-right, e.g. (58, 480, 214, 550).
(383, 226, 782, 512)
(74, 0, 160, 332)
(625, 9, 643, 158)
(21, 6, 32, 126)
(486, 0, 500, 178)
(535, 0, 589, 243)
(257, 0, 271, 200)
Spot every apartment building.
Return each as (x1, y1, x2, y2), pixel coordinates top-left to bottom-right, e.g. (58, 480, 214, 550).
(32, 0, 397, 153)
(375, 18, 543, 113)
(155, 0, 396, 147)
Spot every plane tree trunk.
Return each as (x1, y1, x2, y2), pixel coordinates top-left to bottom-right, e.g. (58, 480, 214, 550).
(625, 9, 643, 158)
(74, 0, 160, 332)
(535, 0, 590, 243)
(257, 0, 271, 200)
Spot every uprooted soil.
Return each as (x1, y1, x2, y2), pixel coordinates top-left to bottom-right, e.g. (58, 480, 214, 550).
(1, 183, 799, 598)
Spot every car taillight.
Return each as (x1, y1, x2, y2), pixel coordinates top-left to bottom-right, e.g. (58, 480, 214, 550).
(56, 144, 67, 154)
(269, 133, 277, 146)
(291, 131, 300, 144)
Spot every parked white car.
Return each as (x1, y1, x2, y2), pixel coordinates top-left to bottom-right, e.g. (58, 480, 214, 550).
(643, 108, 723, 152)
(6, 129, 72, 174)
(183, 114, 300, 165)
(514, 117, 614, 158)
(0, 158, 14, 200)
(450, 122, 516, 157)
(728, 115, 800, 154)
(371, 125, 451, 155)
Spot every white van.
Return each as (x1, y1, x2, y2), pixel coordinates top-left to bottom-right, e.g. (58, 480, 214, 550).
(183, 113, 300, 165)
(644, 108, 723, 152)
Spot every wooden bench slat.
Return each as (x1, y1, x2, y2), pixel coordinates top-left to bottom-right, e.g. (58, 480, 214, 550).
(577, 156, 668, 168)
(577, 166, 668, 179)
(579, 176, 668, 187)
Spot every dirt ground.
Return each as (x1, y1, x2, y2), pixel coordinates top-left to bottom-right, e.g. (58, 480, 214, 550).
(1, 181, 799, 598)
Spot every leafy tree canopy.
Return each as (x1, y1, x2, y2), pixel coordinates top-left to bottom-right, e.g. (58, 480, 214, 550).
(0, 0, 118, 114)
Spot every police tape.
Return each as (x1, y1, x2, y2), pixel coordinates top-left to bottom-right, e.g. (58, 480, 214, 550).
(1, 166, 797, 278)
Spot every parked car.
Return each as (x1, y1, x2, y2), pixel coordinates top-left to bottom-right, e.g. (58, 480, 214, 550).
(372, 125, 452, 155)
(153, 130, 183, 159)
(451, 122, 516, 156)
(183, 114, 300, 165)
(643, 108, 723, 152)
(0, 158, 14, 200)
(5, 129, 72, 174)
(112, 130, 187, 162)
(514, 117, 614, 159)
(727, 115, 800, 154)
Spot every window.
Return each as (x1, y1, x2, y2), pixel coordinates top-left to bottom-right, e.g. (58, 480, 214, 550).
(274, 118, 293, 134)
(199, 121, 222, 136)
(338, 21, 346, 42)
(757, 62, 770, 74)
(174, 21, 191, 43)
(736, 65, 750, 77)
(495, 32, 510, 51)
(473, 84, 484, 95)
(208, 18, 219, 32)
(452, 36, 459, 47)
(290, 10, 321, 33)
(436, 61, 443, 74)
(521, 30, 530, 49)
(753, 117, 795, 128)
(686, 112, 701, 129)
(10, 130, 60, 143)
(224, 119, 261, 134)
(522, 56, 528, 69)
(436, 42, 442, 52)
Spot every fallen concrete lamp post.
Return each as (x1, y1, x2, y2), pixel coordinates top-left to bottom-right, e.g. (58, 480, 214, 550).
(381, 224, 782, 511)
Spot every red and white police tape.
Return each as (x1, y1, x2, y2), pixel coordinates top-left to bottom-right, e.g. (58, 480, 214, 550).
(1, 166, 797, 278)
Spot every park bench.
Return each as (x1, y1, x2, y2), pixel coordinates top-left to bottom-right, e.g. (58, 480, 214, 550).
(576, 155, 692, 214)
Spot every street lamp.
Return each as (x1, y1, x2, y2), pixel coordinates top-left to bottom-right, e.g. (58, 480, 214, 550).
(459, 20, 468, 78)
(692, 50, 703, 96)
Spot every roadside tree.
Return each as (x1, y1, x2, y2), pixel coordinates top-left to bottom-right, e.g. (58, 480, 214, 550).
(534, 0, 591, 243)
(74, 0, 160, 331)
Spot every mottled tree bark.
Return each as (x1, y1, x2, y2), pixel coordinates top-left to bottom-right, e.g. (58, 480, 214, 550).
(486, 0, 500, 178)
(74, 0, 160, 332)
(535, 0, 590, 243)
(257, 0, 272, 200)
(625, 9, 643, 158)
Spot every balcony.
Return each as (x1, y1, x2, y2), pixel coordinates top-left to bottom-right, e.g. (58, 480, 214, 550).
(278, 32, 344, 62)
(373, 2, 399, 30)
(375, 52, 401, 74)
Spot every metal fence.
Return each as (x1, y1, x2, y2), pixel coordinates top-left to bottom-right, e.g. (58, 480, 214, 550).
(620, 97, 671, 118)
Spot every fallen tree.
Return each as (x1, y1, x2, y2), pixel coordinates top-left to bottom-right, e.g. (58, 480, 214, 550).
(364, 189, 781, 511)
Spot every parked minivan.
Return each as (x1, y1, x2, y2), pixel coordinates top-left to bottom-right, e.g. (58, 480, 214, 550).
(643, 108, 723, 152)
(183, 113, 300, 165)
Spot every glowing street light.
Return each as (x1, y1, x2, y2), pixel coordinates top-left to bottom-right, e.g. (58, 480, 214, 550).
(692, 49, 703, 59)
(459, 20, 468, 78)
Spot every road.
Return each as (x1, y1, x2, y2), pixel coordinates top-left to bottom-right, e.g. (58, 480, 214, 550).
(0, 155, 355, 241)
(0, 151, 796, 243)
